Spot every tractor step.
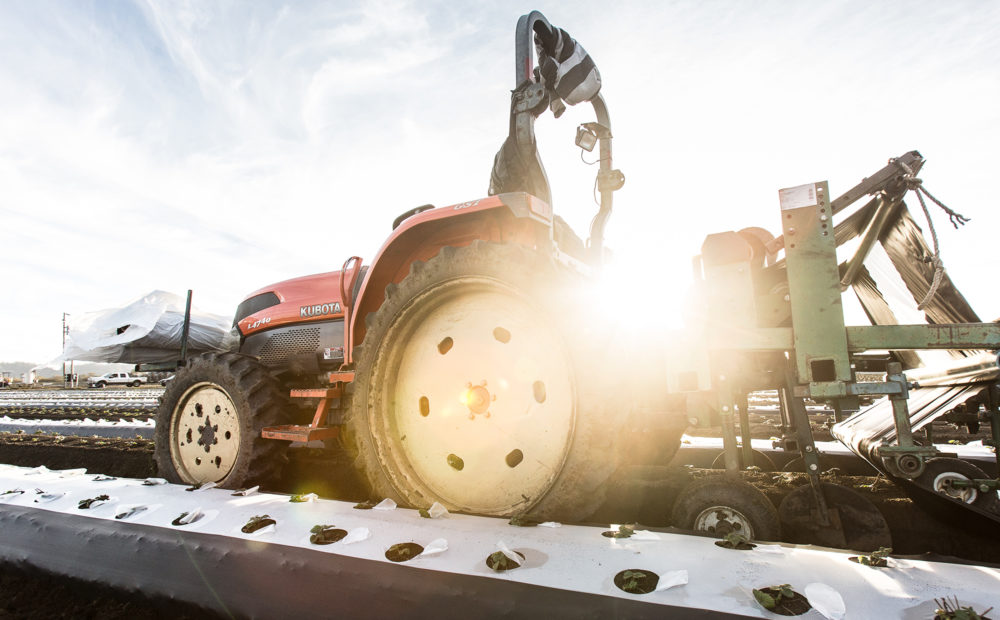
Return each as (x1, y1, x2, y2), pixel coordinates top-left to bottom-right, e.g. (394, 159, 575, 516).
(326, 371, 355, 384)
(261, 386, 345, 442)
(290, 387, 342, 399)
(261, 424, 340, 442)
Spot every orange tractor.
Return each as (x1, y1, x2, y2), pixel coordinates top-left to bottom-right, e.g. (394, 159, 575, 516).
(154, 11, 685, 520)
(154, 12, 1000, 543)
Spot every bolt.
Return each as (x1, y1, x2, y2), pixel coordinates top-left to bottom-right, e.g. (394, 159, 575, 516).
(784, 294, 790, 302)
(688, 417, 699, 425)
(722, 405, 730, 412)
(819, 214, 828, 221)
(805, 445, 813, 452)
(788, 228, 796, 235)
(809, 464, 818, 471)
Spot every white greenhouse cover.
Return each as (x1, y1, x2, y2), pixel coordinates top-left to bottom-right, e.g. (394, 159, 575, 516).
(59, 291, 235, 364)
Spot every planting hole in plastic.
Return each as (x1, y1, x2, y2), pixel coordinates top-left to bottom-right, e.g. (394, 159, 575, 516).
(310, 526, 348, 545)
(614, 569, 659, 595)
(486, 550, 524, 571)
(385, 542, 424, 562)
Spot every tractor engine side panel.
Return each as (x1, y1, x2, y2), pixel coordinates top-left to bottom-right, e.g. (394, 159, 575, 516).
(240, 320, 345, 374)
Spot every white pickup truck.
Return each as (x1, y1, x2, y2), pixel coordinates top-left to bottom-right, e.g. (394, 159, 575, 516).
(87, 372, 147, 388)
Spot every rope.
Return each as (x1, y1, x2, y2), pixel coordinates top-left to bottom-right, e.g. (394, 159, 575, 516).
(890, 158, 971, 310)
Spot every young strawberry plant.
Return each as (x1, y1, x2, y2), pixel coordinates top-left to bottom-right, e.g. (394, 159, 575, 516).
(77, 494, 110, 509)
(602, 523, 635, 538)
(240, 515, 276, 534)
(934, 596, 993, 620)
(309, 525, 347, 545)
(385, 542, 424, 562)
(485, 550, 524, 572)
(613, 569, 659, 595)
(850, 546, 891, 567)
(715, 531, 756, 550)
(752, 584, 811, 616)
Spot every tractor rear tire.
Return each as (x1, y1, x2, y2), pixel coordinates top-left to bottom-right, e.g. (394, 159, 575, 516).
(345, 241, 633, 521)
(154, 352, 291, 488)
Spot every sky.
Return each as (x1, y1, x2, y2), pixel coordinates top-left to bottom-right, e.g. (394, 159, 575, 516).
(1, 0, 999, 363)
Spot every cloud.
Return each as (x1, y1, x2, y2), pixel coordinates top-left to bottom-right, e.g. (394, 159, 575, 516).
(1, 0, 1000, 362)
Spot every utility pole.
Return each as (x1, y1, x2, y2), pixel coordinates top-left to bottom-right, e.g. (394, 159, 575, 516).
(62, 313, 69, 388)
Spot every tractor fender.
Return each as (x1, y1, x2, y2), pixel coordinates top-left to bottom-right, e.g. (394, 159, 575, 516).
(350, 192, 553, 347)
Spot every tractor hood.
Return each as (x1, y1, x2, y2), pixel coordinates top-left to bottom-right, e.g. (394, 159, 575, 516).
(234, 269, 361, 337)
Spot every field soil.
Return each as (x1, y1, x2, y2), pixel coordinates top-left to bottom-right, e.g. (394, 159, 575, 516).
(0, 563, 216, 620)
(0, 406, 997, 616)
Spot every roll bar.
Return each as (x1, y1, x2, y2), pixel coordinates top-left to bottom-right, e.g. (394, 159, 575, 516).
(512, 11, 623, 265)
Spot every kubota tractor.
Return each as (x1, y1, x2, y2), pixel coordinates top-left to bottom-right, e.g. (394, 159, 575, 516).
(154, 12, 689, 520)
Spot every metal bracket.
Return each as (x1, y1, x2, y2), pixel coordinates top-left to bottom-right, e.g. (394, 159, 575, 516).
(948, 478, 1000, 492)
(597, 169, 625, 192)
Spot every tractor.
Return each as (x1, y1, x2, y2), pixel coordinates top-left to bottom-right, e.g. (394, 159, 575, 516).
(154, 11, 1000, 543)
(154, 11, 686, 521)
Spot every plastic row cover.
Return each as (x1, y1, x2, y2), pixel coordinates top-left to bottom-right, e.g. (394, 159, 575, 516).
(59, 291, 236, 364)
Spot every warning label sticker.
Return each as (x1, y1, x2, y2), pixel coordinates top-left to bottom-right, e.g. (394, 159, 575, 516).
(778, 183, 817, 211)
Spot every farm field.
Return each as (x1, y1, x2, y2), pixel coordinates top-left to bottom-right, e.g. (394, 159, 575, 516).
(0, 387, 997, 615)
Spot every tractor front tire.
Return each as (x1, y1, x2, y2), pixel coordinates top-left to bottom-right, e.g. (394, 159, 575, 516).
(154, 352, 290, 488)
(345, 241, 628, 521)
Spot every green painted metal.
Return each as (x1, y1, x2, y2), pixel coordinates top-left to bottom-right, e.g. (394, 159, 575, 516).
(780, 181, 852, 384)
(846, 324, 1000, 350)
(703, 323, 1000, 354)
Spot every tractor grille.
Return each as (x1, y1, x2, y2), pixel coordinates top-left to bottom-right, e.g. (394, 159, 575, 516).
(258, 327, 321, 366)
